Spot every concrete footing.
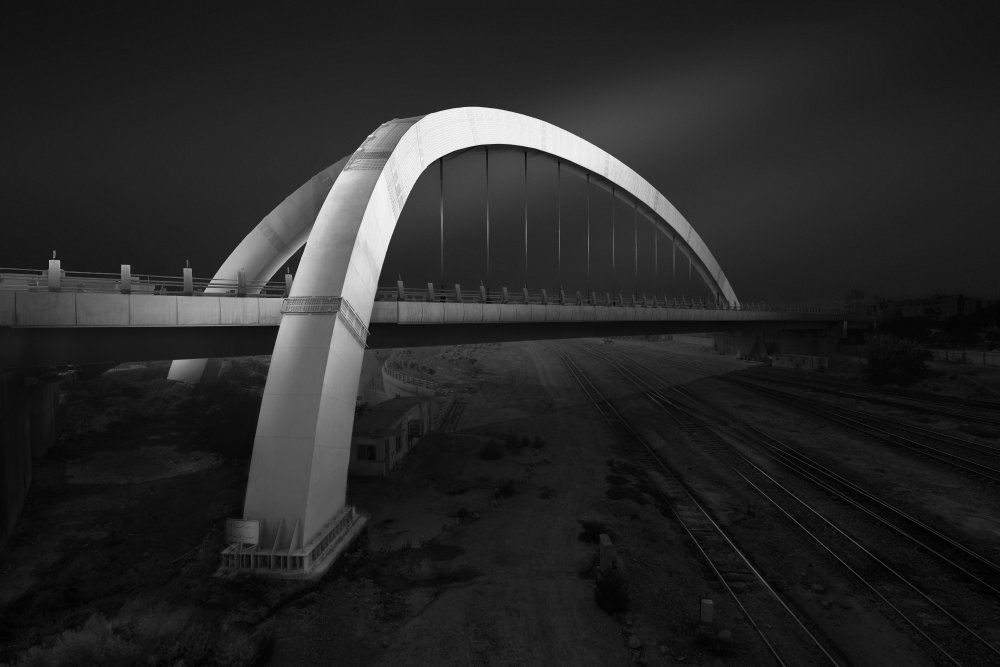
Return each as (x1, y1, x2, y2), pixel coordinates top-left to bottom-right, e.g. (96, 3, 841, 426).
(219, 505, 368, 579)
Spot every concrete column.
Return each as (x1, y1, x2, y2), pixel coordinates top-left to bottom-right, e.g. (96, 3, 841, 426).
(47, 258, 61, 292)
(120, 264, 132, 294)
(243, 311, 361, 552)
(1, 373, 59, 541)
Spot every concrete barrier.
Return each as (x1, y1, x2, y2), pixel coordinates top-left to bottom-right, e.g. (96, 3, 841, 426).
(129, 294, 178, 326)
(75, 293, 129, 326)
(178, 297, 220, 325)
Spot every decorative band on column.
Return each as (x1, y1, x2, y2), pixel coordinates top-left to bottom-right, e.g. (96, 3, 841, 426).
(280, 296, 369, 347)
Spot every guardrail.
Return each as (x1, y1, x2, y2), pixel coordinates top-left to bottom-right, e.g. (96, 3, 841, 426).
(0, 266, 874, 318)
(382, 361, 448, 395)
(374, 281, 856, 316)
(0, 266, 291, 298)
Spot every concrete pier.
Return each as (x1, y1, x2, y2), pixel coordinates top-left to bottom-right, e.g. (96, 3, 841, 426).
(0, 371, 60, 541)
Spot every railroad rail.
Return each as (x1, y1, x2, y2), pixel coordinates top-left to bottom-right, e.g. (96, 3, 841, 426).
(723, 376, 1000, 486)
(556, 349, 841, 667)
(739, 369, 1000, 428)
(590, 346, 1000, 665)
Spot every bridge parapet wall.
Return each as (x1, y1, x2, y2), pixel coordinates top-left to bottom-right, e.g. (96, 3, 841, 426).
(379, 301, 843, 326)
(0, 291, 283, 327)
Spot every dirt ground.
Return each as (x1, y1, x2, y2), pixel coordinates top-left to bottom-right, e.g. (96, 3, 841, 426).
(2, 339, 999, 665)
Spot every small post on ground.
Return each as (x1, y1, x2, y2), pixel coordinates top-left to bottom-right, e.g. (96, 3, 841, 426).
(599, 534, 614, 574)
(700, 598, 715, 624)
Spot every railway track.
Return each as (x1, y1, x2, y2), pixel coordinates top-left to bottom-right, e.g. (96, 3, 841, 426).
(738, 369, 1000, 428)
(587, 347, 1000, 665)
(556, 350, 842, 667)
(722, 375, 1000, 486)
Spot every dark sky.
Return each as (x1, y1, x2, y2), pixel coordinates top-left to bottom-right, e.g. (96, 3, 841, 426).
(3, 2, 997, 304)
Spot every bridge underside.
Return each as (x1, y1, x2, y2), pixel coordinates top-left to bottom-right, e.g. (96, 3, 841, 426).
(2, 320, 847, 371)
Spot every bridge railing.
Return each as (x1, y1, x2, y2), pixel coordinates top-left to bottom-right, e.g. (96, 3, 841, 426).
(375, 282, 850, 316)
(0, 267, 290, 298)
(1, 267, 859, 317)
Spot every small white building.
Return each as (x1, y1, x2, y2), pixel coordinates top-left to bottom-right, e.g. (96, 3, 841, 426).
(349, 397, 434, 476)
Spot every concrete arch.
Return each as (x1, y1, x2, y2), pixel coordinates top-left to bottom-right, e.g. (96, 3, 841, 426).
(167, 156, 349, 383)
(237, 107, 739, 575)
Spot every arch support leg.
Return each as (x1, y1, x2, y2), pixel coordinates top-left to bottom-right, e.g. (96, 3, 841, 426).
(223, 304, 368, 578)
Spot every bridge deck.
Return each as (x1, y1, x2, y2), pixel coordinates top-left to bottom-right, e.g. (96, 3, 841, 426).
(0, 289, 847, 328)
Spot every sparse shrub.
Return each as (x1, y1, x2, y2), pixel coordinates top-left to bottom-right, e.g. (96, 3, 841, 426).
(864, 335, 931, 385)
(15, 602, 196, 667)
(214, 630, 258, 666)
(496, 479, 517, 497)
(504, 434, 525, 453)
(479, 441, 504, 460)
(594, 568, 629, 614)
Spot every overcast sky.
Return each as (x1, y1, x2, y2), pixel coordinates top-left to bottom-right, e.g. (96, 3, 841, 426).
(3, 2, 997, 304)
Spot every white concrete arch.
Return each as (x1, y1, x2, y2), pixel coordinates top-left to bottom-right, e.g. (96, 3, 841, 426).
(167, 157, 349, 383)
(237, 107, 740, 575)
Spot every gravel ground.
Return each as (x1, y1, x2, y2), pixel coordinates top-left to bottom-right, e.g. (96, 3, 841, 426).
(4, 339, 999, 665)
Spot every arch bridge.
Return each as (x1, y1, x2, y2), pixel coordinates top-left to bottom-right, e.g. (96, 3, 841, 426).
(206, 106, 755, 577)
(0, 108, 857, 576)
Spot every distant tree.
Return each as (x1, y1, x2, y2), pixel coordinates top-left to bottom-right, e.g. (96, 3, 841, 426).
(864, 335, 930, 385)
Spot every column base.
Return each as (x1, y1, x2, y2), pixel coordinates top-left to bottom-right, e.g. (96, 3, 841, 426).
(219, 505, 368, 579)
